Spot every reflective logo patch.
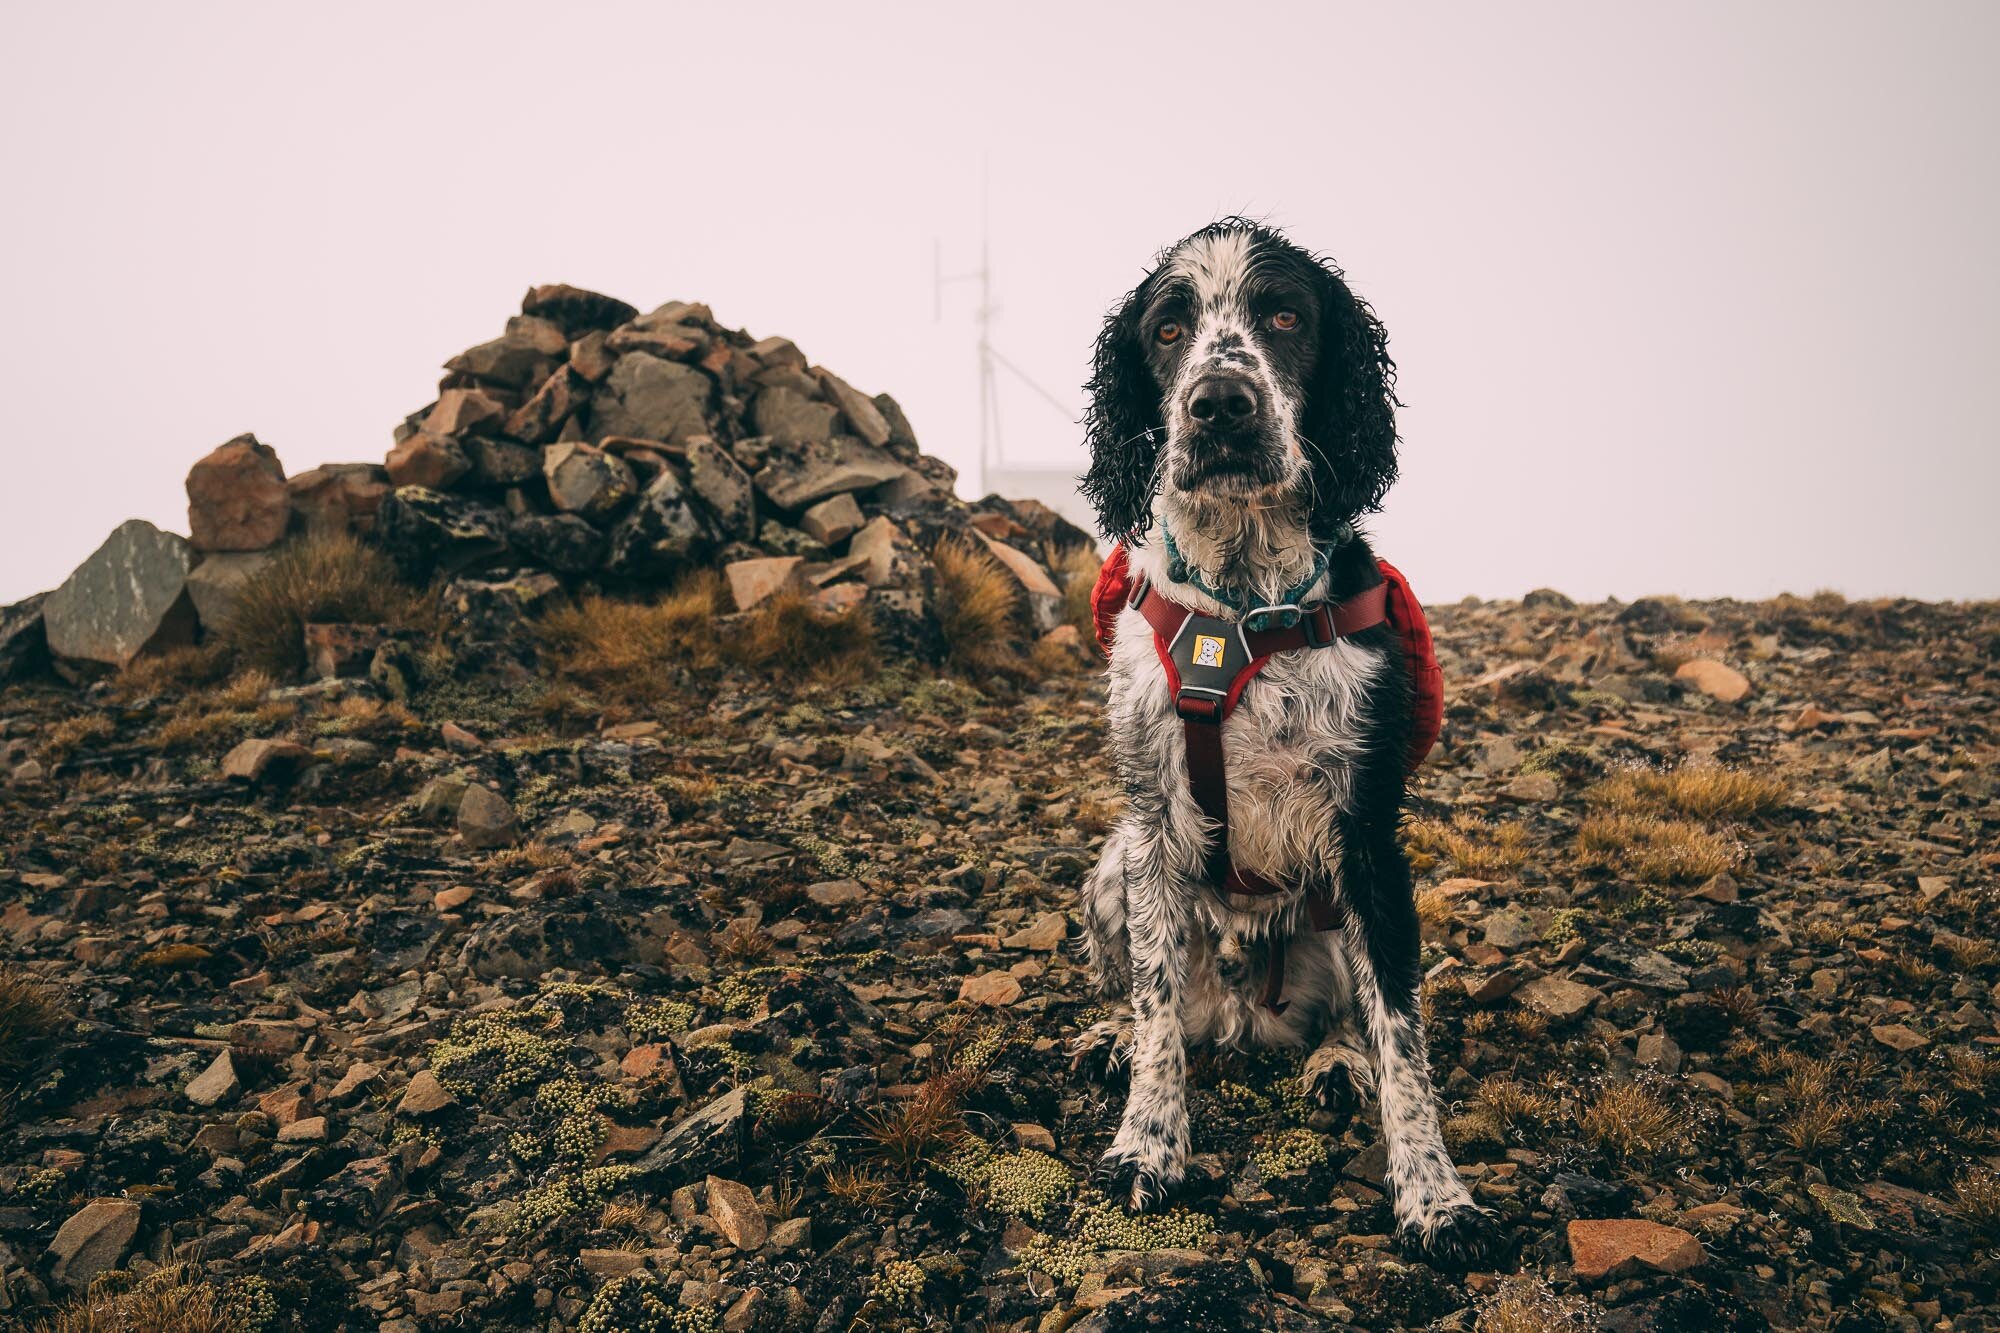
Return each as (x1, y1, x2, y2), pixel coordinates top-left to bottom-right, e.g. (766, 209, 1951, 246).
(1191, 634, 1227, 668)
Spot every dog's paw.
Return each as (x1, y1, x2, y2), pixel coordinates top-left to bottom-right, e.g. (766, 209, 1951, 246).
(1396, 1203, 1504, 1272)
(1068, 1019, 1133, 1087)
(1300, 1061, 1360, 1132)
(1092, 1147, 1183, 1213)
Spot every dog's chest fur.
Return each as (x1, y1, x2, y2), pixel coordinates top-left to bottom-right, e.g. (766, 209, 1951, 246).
(1105, 569, 1382, 1043)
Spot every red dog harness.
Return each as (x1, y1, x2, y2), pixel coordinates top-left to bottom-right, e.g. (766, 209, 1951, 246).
(1091, 544, 1443, 1012)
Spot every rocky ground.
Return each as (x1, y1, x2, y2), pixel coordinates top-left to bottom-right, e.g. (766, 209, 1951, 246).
(1, 588, 1996, 1332)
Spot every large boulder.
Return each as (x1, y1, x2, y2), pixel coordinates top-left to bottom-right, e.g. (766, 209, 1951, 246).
(288, 463, 391, 536)
(684, 437, 755, 539)
(751, 386, 841, 444)
(47, 1197, 142, 1291)
(185, 551, 273, 633)
(520, 284, 638, 337)
(753, 437, 908, 511)
(508, 513, 605, 575)
(544, 442, 637, 521)
(385, 432, 470, 490)
(187, 434, 289, 552)
(604, 468, 717, 580)
(374, 487, 508, 582)
(444, 315, 567, 389)
(0, 593, 50, 682)
(43, 520, 197, 668)
(592, 354, 711, 444)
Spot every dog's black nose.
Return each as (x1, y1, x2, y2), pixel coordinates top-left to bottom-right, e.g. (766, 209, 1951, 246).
(1185, 375, 1259, 425)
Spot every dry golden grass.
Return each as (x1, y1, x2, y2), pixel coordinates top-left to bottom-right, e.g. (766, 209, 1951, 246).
(598, 1200, 649, 1231)
(37, 714, 115, 764)
(113, 643, 232, 697)
(0, 969, 64, 1117)
(1954, 1168, 2000, 1235)
(28, 1264, 237, 1333)
(1588, 765, 1788, 821)
(1575, 813, 1740, 884)
(931, 537, 1022, 676)
(1447, 1076, 1562, 1147)
(860, 1068, 978, 1177)
(535, 574, 726, 701)
(220, 531, 430, 677)
(1476, 1275, 1598, 1332)
(1053, 543, 1104, 644)
(1780, 1095, 1857, 1155)
(724, 591, 874, 679)
(711, 920, 773, 965)
(1406, 814, 1531, 878)
(821, 1163, 897, 1211)
(1577, 1081, 1693, 1163)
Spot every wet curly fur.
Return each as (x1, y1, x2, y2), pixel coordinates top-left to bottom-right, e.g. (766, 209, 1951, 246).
(1071, 219, 1501, 1270)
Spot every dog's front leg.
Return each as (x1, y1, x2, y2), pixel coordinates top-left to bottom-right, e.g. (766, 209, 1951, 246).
(1091, 814, 1195, 1211)
(1334, 817, 1502, 1269)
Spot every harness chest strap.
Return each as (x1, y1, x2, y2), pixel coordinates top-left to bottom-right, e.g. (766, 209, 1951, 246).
(1129, 574, 1390, 1011)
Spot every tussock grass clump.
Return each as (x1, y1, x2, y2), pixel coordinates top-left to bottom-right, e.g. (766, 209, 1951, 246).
(534, 575, 726, 701)
(1954, 1167, 2000, 1235)
(1446, 1076, 1562, 1148)
(36, 713, 115, 765)
(0, 968, 64, 1114)
(1576, 813, 1740, 884)
(1589, 765, 1788, 821)
(113, 643, 232, 697)
(930, 537, 1022, 676)
(724, 590, 873, 679)
(221, 531, 429, 677)
(1053, 543, 1104, 644)
(28, 1264, 243, 1333)
(1476, 1275, 1598, 1332)
(1577, 1080, 1694, 1164)
(1407, 814, 1531, 878)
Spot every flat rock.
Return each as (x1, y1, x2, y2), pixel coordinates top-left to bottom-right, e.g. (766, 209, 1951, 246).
(398, 1069, 456, 1116)
(1675, 658, 1751, 702)
(594, 353, 712, 444)
(685, 437, 755, 539)
(813, 367, 892, 447)
(1003, 912, 1068, 951)
(185, 1049, 240, 1107)
(753, 438, 908, 511)
(959, 971, 1023, 1007)
(799, 492, 864, 545)
(1567, 1218, 1702, 1282)
(221, 737, 312, 783)
(704, 1174, 767, 1250)
(806, 880, 867, 907)
(187, 433, 289, 551)
(751, 385, 841, 444)
(43, 519, 197, 667)
(633, 1086, 748, 1186)
(185, 551, 272, 632)
(1515, 974, 1603, 1020)
(385, 432, 470, 490)
(544, 441, 637, 520)
(287, 462, 390, 536)
(48, 1197, 141, 1290)
(457, 783, 518, 850)
(726, 556, 804, 611)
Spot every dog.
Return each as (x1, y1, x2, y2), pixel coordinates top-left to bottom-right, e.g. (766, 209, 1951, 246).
(1071, 219, 1499, 1268)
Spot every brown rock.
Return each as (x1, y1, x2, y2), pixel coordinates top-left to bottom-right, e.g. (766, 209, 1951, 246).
(704, 1175, 767, 1250)
(959, 971, 1023, 1007)
(506, 368, 579, 444)
(806, 880, 867, 908)
(398, 1069, 456, 1116)
(187, 434, 290, 551)
(799, 493, 865, 545)
(287, 463, 391, 536)
(457, 783, 517, 850)
(386, 432, 470, 490)
(1870, 1023, 1928, 1052)
(221, 737, 312, 782)
(1515, 974, 1603, 1021)
(1675, 658, 1751, 702)
(48, 1197, 142, 1290)
(726, 556, 805, 611)
(813, 367, 892, 447)
(544, 441, 637, 519)
(1003, 912, 1068, 951)
(1567, 1218, 1702, 1282)
(185, 1049, 240, 1106)
(424, 387, 510, 437)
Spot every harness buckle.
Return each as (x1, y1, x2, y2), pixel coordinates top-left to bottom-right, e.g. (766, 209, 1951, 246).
(1175, 689, 1225, 724)
(1299, 602, 1337, 648)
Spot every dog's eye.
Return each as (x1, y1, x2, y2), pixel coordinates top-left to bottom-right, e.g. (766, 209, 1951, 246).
(1155, 321, 1183, 345)
(1270, 310, 1300, 331)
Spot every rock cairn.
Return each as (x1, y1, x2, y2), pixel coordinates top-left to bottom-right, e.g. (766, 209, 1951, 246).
(1, 285, 1092, 677)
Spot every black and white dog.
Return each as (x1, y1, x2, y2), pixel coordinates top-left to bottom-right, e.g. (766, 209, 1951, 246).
(1072, 219, 1498, 1268)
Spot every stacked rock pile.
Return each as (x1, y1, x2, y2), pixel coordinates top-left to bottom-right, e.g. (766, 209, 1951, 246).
(0, 285, 1093, 678)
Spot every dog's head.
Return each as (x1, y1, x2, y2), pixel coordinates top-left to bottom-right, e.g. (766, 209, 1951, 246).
(1080, 220, 1399, 546)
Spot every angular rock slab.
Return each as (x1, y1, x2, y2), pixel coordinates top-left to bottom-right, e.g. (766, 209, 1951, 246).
(375, 487, 509, 582)
(0, 591, 50, 682)
(288, 463, 391, 537)
(594, 354, 712, 444)
(604, 469, 717, 581)
(1567, 1217, 1702, 1282)
(48, 1197, 141, 1290)
(753, 437, 908, 511)
(685, 437, 755, 539)
(187, 433, 289, 551)
(185, 551, 272, 633)
(43, 519, 197, 668)
(632, 1086, 748, 1187)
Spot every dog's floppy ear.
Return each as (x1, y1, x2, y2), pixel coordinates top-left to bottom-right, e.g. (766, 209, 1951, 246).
(1300, 262, 1400, 540)
(1079, 282, 1164, 544)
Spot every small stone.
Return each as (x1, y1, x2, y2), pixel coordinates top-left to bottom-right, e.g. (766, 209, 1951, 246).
(767, 1216, 811, 1252)
(726, 556, 805, 611)
(385, 431, 469, 490)
(457, 783, 518, 850)
(1675, 658, 1751, 702)
(1502, 773, 1560, 802)
(433, 885, 475, 911)
(579, 1249, 649, 1279)
(423, 387, 509, 437)
(187, 433, 289, 551)
(329, 1062, 379, 1101)
(959, 971, 1023, 1007)
(439, 721, 483, 752)
(1515, 974, 1603, 1021)
(704, 1174, 767, 1250)
(398, 1069, 456, 1116)
(1004, 912, 1068, 951)
(221, 738, 312, 783)
(806, 880, 867, 908)
(48, 1197, 142, 1290)
(799, 493, 865, 545)
(1635, 1032, 1683, 1073)
(1012, 1122, 1057, 1151)
(1567, 1218, 1702, 1282)
(1870, 1023, 1928, 1052)
(185, 1049, 240, 1107)
(277, 1115, 327, 1143)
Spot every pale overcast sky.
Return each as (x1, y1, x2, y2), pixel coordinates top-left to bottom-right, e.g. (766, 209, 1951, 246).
(2, 1, 1994, 605)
